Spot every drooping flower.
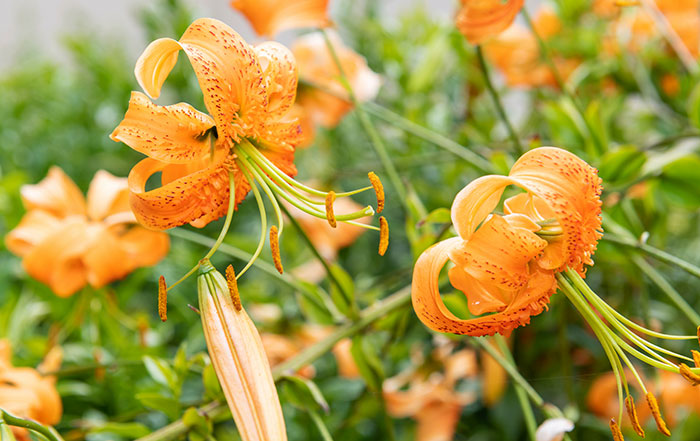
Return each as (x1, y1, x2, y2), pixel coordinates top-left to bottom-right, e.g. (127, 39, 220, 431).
(198, 261, 287, 441)
(0, 340, 62, 441)
(483, 8, 579, 88)
(5, 167, 169, 297)
(411, 146, 700, 440)
(456, 0, 526, 45)
(384, 341, 477, 441)
(412, 147, 603, 337)
(111, 18, 384, 281)
(292, 31, 381, 132)
(230, 0, 331, 38)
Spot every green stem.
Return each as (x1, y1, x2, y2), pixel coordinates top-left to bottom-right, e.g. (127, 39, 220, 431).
(320, 28, 416, 215)
(475, 45, 525, 156)
(203, 172, 236, 260)
(603, 234, 700, 281)
(0, 409, 64, 441)
(135, 285, 412, 441)
(278, 201, 359, 319)
(494, 336, 537, 441)
(309, 411, 334, 441)
(362, 102, 495, 173)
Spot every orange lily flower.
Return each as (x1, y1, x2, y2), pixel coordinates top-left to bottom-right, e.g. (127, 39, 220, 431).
(0, 341, 62, 441)
(111, 18, 383, 275)
(293, 31, 381, 131)
(5, 167, 169, 297)
(483, 8, 579, 88)
(456, 0, 526, 45)
(384, 341, 477, 441)
(230, 0, 331, 37)
(412, 147, 603, 337)
(261, 333, 317, 378)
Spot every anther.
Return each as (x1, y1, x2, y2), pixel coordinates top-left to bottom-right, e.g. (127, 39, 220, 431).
(158, 275, 168, 322)
(368, 172, 385, 213)
(379, 216, 389, 256)
(692, 350, 700, 368)
(696, 325, 700, 346)
(625, 395, 644, 437)
(609, 418, 625, 441)
(325, 191, 337, 228)
(226, 264, 242, 311)
(646, 392, 671, 436)
(270, 226, 284, 274)
(679, 363, 700, 385)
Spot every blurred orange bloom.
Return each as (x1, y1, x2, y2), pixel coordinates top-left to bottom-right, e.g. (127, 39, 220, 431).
(111, 18, 301, 230)
(5, 167, 169, 297)
(588, 370, 700, 428)
(0, 340, 62, 441)
(596, 0, 700, 57)
(292, 31, 381, 133)
(483, 8, 579, 88)
(456, 0, 525, 44)
(230, 0, 331, 37)
(262, 325, 359, 379)
(412, 147, 602, 337)
(384, 342, 477, 441)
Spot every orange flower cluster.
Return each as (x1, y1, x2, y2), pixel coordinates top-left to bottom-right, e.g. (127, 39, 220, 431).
(483, 8, 579, 88)
(456, 0, 525, 44)
(6, 168, 169, 296)
(292, 31, 381, 146)
(230, 0, 331, 37)
(596, 0, 700, 58)
(0, 341, 62, 441)
(412, 147, 602, 337)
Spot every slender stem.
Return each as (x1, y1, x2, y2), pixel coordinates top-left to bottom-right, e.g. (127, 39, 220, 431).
(475, 45, 524, 156)
(309, 411, 334, 441)
(520, 7, 605, 154)
(631, 255, 700, 325)
(135, 285, 412, 441)
(603, 234, 700, 281)
(320, 28, 415, 215)
(233, 164, 268, 280)
(0, 409, 65, 441)
(203, 172, 236, 260)
(494, 336, 537, 441)
(362, 102, 495, 173)
(639, 0, 698, 74)
(278, 201, 359, 319)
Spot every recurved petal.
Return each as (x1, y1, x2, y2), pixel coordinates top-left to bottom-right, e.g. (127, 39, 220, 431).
(255, 42, 298, 119)
(117, 226, 170, 268)
(415, 399, 463, 441)
(83, 229, 131, 288)
(110, 92, 215, 165)
(456, 0, 525, 45)
(231, 0, 331, 37)
(128, 155, 249, 230)
(412, 238, 557, 337)
(178, 18, 264, 141)
(5, 210, 63, 256)
(22, 219, 100, 297)
(134, 37, 182, 99)
(21, 167, 86, 217)
(450, 175, 516, 240)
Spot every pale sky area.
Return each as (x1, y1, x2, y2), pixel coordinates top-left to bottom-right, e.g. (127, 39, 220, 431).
(0, 0, 456, 71)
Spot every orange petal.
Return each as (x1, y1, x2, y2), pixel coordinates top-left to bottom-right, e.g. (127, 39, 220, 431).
(450, 174, 519, 240)
(83, 229, 131, 288)
(117, 226, 170, 268)
(110, 91, 215, 165)
(415, 400, 463, 441)
(22, 219, 101, 297)
(134, 37, 182, 99)
(5, 210, 63, 256)
(127, 155, 249, 230)
(20, 167, 86, 217)
(456, 0, 525, 45)
(85, 170, 132, 221)
(510, 147, 603, 274)
(230, 0, 331, 37)
(412, 237, 557, 337)
(255, 42, 298, 120)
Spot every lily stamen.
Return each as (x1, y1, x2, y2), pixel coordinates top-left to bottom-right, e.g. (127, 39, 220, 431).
(609, 418, 625, 441)
(226, 265, 242, 311)
(158, 275, 168, 322)
(625, 395, 644, 437)
(379, 216, 389, 256)
(325, 191, 337, 228)
(270, 226, 284, 274)
(368, 171, 384, 213)
(692, 350, 700, 367)
(646, 392, 671, 436)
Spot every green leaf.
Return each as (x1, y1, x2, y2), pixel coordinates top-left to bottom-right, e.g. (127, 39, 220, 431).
(174, 343, 188, 374)
(688, 80, 700, 129)
(659, 155, 700, 207)
(349, 335, 384, 393)
(417, 207, 451, 227)
(598, 146, 646, 186)
(202, 362, 223, 401)
(183, 407, 213, 434)
(328, 264, 355, 317)
(0, 422, 17, 441)
(280, 375, 330, 413)
(143, 355, 177, 390)
(135, 392, 181, 420)
(90, 422, 151, 437)
(296, 281, 338, 324)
